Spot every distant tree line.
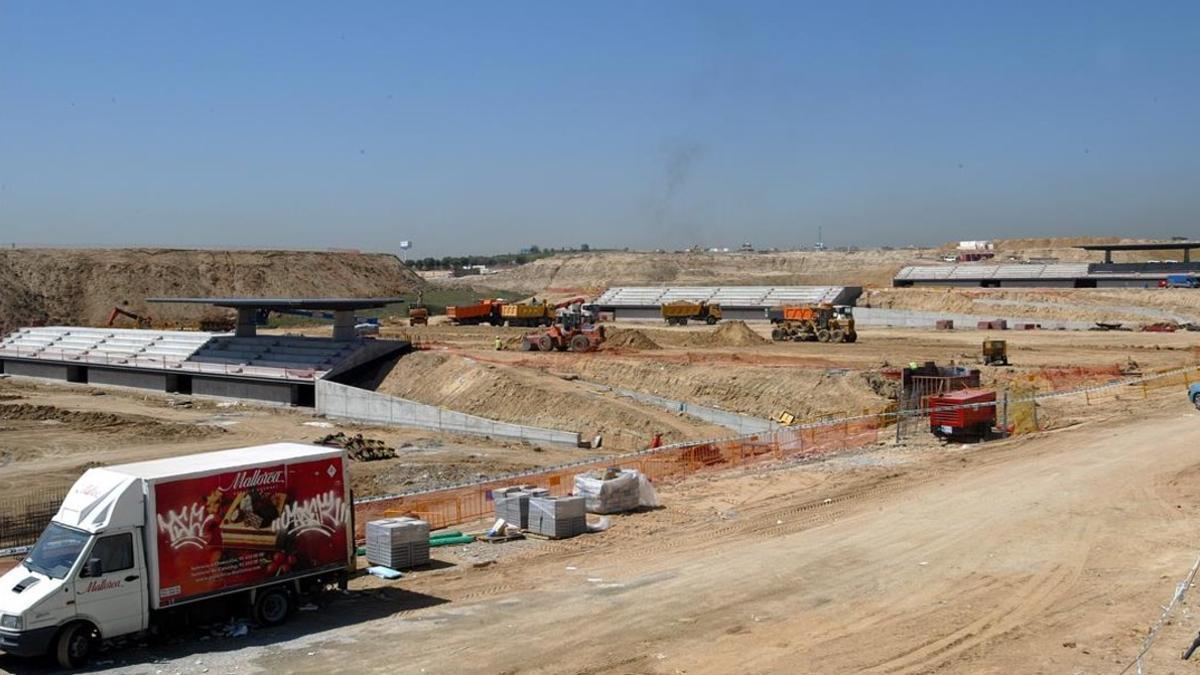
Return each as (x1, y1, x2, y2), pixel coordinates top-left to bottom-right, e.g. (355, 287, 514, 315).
(409, 244, 597, 270)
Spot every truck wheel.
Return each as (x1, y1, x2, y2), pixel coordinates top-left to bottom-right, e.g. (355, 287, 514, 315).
(845, 331, 858, 343)
(536, 335, 554, 352)
(706, 316, 718, 325)
(254, 587, 292, 627)
(771, 328, 784, 341)
(569, 334, 592, 352)
(1193, 394, 1200, 411)
(816, 329, 831, 343)
(830, 329, 845, 343)
(55, 621, 97, 669)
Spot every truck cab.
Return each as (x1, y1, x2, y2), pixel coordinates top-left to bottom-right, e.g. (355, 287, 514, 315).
(0, 470, 147, 668)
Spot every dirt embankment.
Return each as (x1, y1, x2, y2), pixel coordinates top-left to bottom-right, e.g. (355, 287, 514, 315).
(0, 403, 225, 438)
(603, 329, 663, 350)
(443, 237, 1180, 296)
(373, 352, 728, 450)
(447, 250, 931, 293)
(557, 358, 892, 421)
(861, 287, 1200, 324)
(0, 248, 424, 333)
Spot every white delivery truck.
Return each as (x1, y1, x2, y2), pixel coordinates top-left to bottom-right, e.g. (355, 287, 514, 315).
(0, 443, 354, 668)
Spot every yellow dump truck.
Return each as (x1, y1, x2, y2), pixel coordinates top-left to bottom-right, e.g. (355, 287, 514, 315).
(501, 301, 553, 327)
(661, 301, 722, 325)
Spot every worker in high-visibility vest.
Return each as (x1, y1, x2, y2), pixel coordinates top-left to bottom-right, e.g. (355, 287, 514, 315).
(494, 336, 503, 351)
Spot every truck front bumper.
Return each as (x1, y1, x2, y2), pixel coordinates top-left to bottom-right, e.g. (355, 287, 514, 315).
(0, 625, 58, 657)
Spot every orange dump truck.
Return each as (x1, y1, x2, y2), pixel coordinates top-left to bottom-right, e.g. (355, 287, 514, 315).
(500, 301, 553, 327)
(446, 300, 504, 325)
(767, 304, 857, 343)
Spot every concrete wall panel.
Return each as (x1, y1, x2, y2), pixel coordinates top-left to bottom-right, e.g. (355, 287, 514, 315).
(316, 380, 581, 446)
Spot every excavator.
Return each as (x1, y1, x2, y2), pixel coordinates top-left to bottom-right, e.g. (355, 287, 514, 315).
(106, 306, 153, 328)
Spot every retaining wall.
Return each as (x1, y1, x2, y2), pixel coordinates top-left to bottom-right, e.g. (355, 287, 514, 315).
(600, 384, 777, 434)
(316, 379, 582, 446)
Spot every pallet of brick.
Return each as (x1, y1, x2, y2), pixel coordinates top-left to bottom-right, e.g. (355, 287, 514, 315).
(573, 468, 644, 514)
(528, 495, 587, 539)
(365, 517, 430, 569)
(492, 485, 545, 528)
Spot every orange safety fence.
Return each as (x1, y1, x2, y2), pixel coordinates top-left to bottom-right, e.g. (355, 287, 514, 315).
(351, 364, 1200, 541)
(352, 416, 886, 540)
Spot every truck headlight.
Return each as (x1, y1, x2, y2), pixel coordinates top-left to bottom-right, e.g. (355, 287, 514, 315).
(0, 614, 22, 630)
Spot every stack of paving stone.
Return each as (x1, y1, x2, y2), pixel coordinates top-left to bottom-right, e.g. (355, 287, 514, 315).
(365, 517, 430, 569)
(528, 495, 587, 539)
(492, 485, 549, 529)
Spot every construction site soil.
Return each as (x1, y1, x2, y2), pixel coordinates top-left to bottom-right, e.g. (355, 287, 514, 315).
(0, 248, 423, 332)
(7, 385, 1200, 674)
(442, 237, 1175, 295)
(5, 239, 1200, 673)
(0, 377, 609, 502)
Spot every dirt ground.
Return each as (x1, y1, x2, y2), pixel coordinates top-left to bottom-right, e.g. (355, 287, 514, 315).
(440, 237, 1173, 295)
(0, 377, 609, 503)
(0, 248, 422, 333)
(7, 385, 1200, 673)
(4, 319, 1194, 506)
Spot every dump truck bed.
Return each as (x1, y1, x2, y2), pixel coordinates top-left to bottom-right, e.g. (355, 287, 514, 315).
(502, 303, 549, 318)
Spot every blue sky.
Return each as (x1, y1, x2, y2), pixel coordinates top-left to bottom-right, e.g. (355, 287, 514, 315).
(1, 1, 1198, 256)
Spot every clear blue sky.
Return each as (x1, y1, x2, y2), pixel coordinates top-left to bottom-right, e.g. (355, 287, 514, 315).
(1, 1, 1197, 256)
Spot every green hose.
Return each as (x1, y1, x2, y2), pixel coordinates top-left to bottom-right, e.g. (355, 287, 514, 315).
(429, 530, 464, 540)
(429, 534, 475, 546)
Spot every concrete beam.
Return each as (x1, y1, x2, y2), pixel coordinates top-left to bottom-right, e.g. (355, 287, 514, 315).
(332, 310, 356, 341)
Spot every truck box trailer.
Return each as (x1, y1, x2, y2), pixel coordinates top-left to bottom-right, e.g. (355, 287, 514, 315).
(446, 300, 503, 325)
(0, 443, 353, 668)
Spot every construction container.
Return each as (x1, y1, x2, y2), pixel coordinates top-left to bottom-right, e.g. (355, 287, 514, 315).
(935, 320, 954, 330)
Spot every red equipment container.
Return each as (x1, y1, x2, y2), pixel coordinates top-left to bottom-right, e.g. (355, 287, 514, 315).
(929, 388, 996, 438)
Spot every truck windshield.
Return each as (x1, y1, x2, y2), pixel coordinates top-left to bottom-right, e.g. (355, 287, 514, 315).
(24, 523, 90, 580)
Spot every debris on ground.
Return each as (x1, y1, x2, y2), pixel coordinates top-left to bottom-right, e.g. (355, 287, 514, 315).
(603, 329, 663, 350)
(367, 566, 404, 580)
(316, 432, 397, 461)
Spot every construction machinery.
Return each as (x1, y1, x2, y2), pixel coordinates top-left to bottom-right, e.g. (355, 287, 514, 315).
(518, 298, 605, 352)
(982, 339, 1008, 365)
(408, 307, 429, 326)
(446, 299, 504, 325)
(106, 306, 153, 328)
(767, 304, 857, 343)
(501, 300, 553, 327)
(929, 389, 996, 441)
(660, 301, 722, 325)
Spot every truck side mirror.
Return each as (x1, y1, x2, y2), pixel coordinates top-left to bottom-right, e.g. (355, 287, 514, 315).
(84, 558, 103, 578)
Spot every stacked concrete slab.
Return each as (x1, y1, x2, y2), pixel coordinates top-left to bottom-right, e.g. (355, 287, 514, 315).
(528, 495, 587, 539)
(492, 485, 549, 529)
(365, 517, 430, 569)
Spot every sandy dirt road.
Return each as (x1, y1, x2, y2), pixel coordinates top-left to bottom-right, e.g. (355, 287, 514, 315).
(284, 400, 1200, 675)
(10, 393, 1199, 674)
